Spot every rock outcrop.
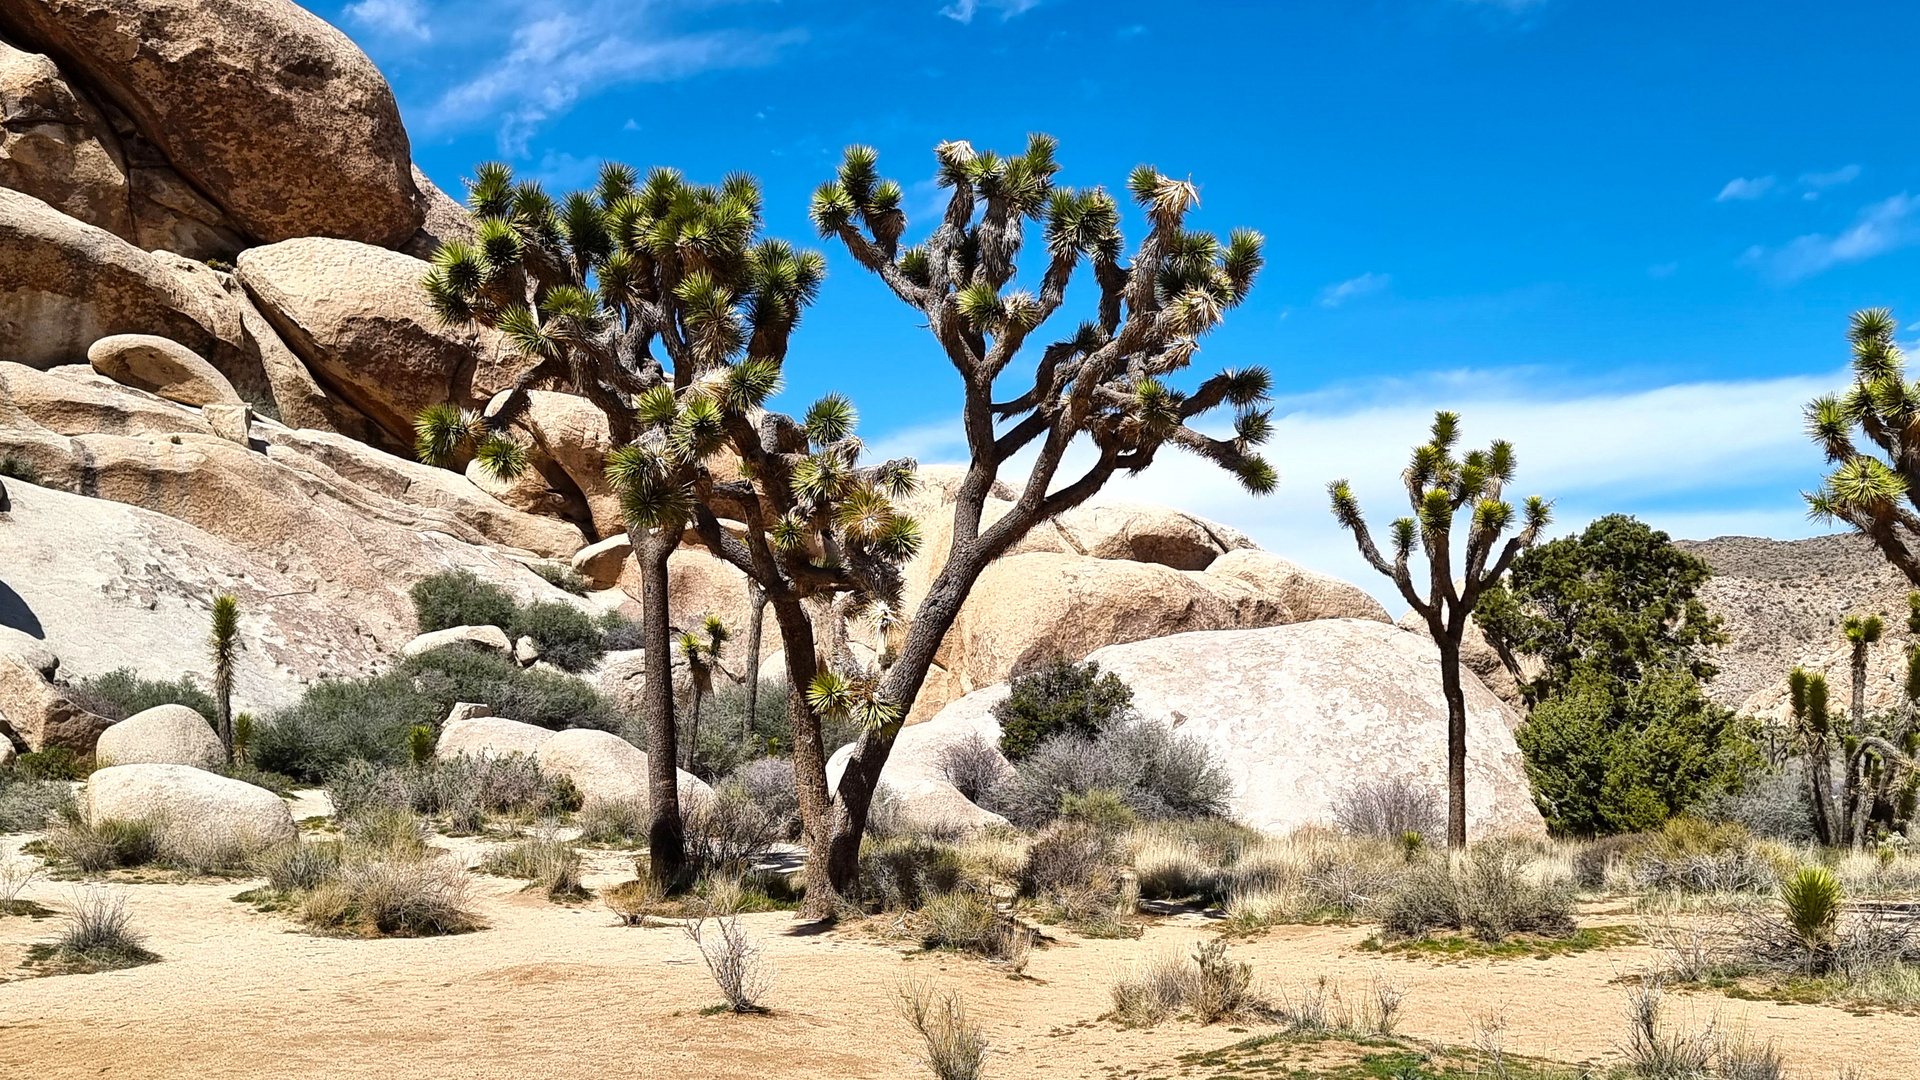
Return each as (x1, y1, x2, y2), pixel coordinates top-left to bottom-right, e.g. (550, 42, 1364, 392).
(86, 762, 295, 847)
(403, 624, 512, 659)
(826, 685, 1011, 834)
(236, 239, 523, 446)
(0, 0, 421, 247)
(0, 40, 131, 238)
(94, 703, 222, 768)
(0, 648, 113, 752)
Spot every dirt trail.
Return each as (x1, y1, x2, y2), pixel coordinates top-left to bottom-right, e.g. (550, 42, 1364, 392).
(0, 845, 1910, 1079)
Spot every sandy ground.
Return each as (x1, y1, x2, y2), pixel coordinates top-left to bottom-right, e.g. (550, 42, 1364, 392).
(0, 831, 1914, 1080)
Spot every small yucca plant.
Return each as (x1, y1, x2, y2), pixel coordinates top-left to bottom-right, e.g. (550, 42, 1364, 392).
(407, 725, 436, 767)
(1781, 865, 1841, 971)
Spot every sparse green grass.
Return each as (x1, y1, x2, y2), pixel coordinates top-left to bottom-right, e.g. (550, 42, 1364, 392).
(1357, 925, 1640, 962)
(1138, 1030, 1612, 1080)
(1677, 964, 1920, 1012)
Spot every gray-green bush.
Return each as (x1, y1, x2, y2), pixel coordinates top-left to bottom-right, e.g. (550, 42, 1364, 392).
(986, 719, 1231, 828)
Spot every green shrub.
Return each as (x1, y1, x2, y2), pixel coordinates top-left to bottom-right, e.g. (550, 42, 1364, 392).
(64, 668, 217, 723)
(0, 774, 78, 832)
(409, 569, 517, 634)
(13, 747, 86, 781)
(987, 719, 1231, 828)
(993, 657, 1132, 762)
(531, 562, 591, 596)
(577, 797, 649, 846)
(325, 756, 579, 824)
(922, 890, 1031, 964)
(44, 813, 161, 872)
(598, 610, 646, 651)
(1, 452, 42, 483)
(255, 647, 626, 781)
(510, 600, 605, 672)
(297, 855, 479, 937)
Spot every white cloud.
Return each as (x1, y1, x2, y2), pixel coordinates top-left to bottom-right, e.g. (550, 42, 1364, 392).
(1317, 272, 1391, 308)
(1800, 164, 1861, 190)
(345, 0, 431, 40)
(1744, 193, 1920, 283)
(1716, 176, 1775, 201)
(874, 368, 1840, 613)
(940, 0, 1042, 23)
(423, 2, 804, 154)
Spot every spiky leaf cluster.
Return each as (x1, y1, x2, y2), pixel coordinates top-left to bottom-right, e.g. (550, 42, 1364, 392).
(1805, 308, 1920, 584)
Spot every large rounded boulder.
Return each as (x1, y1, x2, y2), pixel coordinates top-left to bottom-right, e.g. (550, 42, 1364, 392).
(87, 333, 240, 407)
(0, 40, 131, 238)
(87, 763, 295, 847)
(0, 0, 421, 247)
(436, 716, 556, 760)
(1085, 620, 1544, 838)
(535, 728, 713, 810)
(94, 703, 222, 769)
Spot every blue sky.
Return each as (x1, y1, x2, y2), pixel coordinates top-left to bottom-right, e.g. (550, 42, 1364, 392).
(321, 0, 1920, 605)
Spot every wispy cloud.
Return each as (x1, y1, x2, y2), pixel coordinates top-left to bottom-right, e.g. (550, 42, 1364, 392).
(1800, 164, 1861, 191)
(1317, 272, 1392, 308)
(345, 0, 431, 40)
(940, 0, 1042, 23)
(876, 368, 1838, 611)
(415, 2, 804, 154)
(1743, 193, 1920, 283)
(1717, 176, 1775, 201)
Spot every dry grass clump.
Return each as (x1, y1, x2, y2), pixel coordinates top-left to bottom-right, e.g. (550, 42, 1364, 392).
(1129, 821, 1407, 930)
(478, 828, 588, 901)
(1379, 842, 1576, 943)
(1109, 941, 1269, 1027)
(860, 834, 968, 912)
(1, 851, 40, 912)
(604, 875, 665, 926)
(32, 886, 159, 974)
(325, 755, 580, 835)
(921, 890, 1033, 969)
(246, 809, 479, 938)
(1618, 980, 1786, 1080)
(899, 980, 989, 1080)
(43, 812, 161, 872)
(576, 796, 649, 846)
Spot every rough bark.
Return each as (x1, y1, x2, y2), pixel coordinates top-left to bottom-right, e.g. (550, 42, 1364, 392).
(634, 528, 685, 886)
(771, 598, 839, 918)
(743, 586, 766, 740)
(1438, 635, 1468, 849)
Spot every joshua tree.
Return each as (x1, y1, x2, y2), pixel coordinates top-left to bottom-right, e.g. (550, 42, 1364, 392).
(1791, 607, 1920, 848)
(209, 594, 239, 764)
(678, 614, 731, 773)
(1807, 308, 1920, 583)
(1788, 667, 1840, 845)
(803, 136, 1274, 904)
(741, 584, 766, 740)
(419, 161, 826, 887)
(1329, 412, 1550, 848)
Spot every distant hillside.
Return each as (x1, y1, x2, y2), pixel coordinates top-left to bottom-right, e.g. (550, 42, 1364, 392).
(1678, 533, 1914, 713)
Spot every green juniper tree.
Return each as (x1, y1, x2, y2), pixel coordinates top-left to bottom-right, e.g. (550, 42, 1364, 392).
(806, 136, 1274, 902)
(1329, 411, 1550, 848)
(419, 162, 828, 886)
(1475, 515, 1755, 835)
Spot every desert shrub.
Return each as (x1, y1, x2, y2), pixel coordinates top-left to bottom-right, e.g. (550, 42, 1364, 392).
(597, 610, 646, 651)
(683, 886, 774, 1012)
(1570, 833, 1643, 891)
(260, 841, 344, 893)
(1630, 818, 1777, 895)
(13, 747, 86, 781)
(50, 887, 157, 971)
(1332, 777, 1443, 840)
(684, 782, 781, 878)
(325, 756, 578, 826)
(986, 719, 1230, 828)
(938, 732, 1011, 806)
(1381, 843, 1576, 942)
(510, 600, 604, 672)
(530, 562, 590, 596)
(1, 851, 39, 908)
(577, 797, 649, 846)
(727, 758, 802, 841)
(256, 648, 625, 781)
(685, 681, 802, 779)
(0, 452, 41, 483)
(0, 774, 77, 832)
(993, 657, 1133, 761)
(1059, 787, 1138, 833)
(1696, 760, 1817, 843)
(921, 890, 1031, 964)
(860, 835, 966, 912)
(44, 813, 160, 872)
(479, 834, 588, 900)
(1619, 980, 1717, 1079)
(1020, 820, 1135, 935)
(604, 875, 665, 926)
(299, 855, 479, 937)
(64, 668, 217, 722)
(1109, 941, 1267, 1027)
(409, 569, 517, 634)
(900, 980, 988, 1080)
(162, 821, 277, 876)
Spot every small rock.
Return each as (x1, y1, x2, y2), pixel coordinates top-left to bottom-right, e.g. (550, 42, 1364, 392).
(444, 702, 491, 725)
(400, 624, 511, 658)
(87, 333, 242, 407)
(0, 651, 114, 753)
(202, 402, 254, 446)
(514, 635, 541, 666)
(570, 533, 632, 589)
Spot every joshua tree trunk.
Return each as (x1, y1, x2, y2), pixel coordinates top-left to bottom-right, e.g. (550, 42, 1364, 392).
(770, 599, 840, 918)
(743, 586, 766, 741)
(1438, 634, 1469, 849)
(634, 529, 685, 887)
